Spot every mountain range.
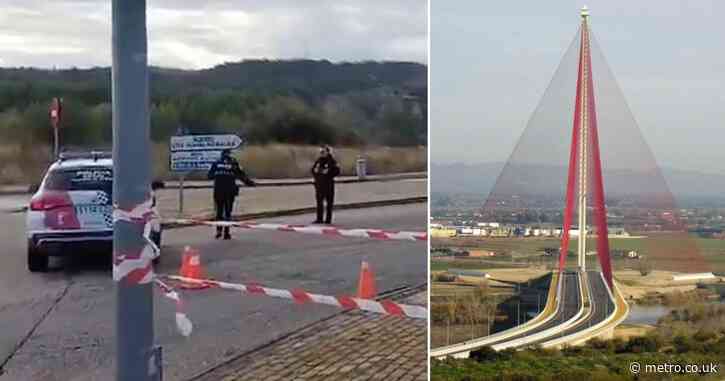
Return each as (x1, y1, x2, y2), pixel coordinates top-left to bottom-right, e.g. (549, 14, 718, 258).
(432, 162, 725, 207)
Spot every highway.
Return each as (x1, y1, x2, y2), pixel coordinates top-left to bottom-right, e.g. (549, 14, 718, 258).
(430, 271, 580, 357)
(526, 271, 614, 347)
(0, 203, 426, 381)
(487, 272, 580, 348)
(432, 269, 627, 358)
(535, 270, 620, 348)
(489, 270, 622, 350)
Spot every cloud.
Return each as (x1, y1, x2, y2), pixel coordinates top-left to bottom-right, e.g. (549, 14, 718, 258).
(0, 0, 427, 69)
(430, 0, 725, 174)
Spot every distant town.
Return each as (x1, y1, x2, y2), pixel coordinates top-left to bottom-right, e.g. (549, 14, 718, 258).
(430, 221, 630, 239)
(431, 205, 725, 239)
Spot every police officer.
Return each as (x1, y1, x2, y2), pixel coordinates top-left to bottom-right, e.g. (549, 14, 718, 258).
(311, 145, 340, 224)
(208, 149, 255, 239)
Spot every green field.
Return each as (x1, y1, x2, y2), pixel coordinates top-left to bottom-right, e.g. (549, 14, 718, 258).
(433, 302, 725, 381)
(432, 352, 724, 381)
(433, 234, 725, 272)
(430, 260, 529, 272)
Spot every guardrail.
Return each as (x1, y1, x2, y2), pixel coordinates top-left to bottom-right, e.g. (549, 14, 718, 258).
(431, 271, 631, 357)
(541, 272, 629, 348)
(491, 271, 588, 351)
(430, 272, 561, 358)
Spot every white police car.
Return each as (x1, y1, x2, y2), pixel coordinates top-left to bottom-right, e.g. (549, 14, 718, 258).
(25, 152, 162, 272)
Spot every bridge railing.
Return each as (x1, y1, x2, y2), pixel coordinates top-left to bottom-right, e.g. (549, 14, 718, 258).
(430, 271, 561, 358)
(491, 271, 587, 351)
(541, 272, 629, 348)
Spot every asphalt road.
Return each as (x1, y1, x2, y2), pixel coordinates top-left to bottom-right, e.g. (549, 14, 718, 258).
(538, 270, 614, 344)
(493, 271, 613, 348)
(0, 195, 26, 213)
(488, 272, 581, 348)
(0, 203, 426, 381)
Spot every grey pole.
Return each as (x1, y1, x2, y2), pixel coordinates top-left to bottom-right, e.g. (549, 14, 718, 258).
(54, 127, 59, 159)
(178, 174, 185, 216)
(487, 307, 490, 336)
(112, 1, 155, 380)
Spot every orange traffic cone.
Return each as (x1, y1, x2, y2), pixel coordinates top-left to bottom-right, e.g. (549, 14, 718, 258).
(179, 246, 209, 290)
(357, 261, 377, 299)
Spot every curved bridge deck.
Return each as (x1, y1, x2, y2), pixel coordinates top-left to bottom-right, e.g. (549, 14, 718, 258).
(431, 270, 628, 358)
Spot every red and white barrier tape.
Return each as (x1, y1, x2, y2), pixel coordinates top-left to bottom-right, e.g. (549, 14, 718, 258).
(169, 219, 428, 242)
(114, 195, 192, 336)
(154, 278, 193, 336)
(161, 274, 427, 320)
(113, 197, 158, 284)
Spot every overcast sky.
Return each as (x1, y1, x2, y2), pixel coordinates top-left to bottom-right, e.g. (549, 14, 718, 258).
(431, 1, 725, 174)
(0, 0, 427, 69)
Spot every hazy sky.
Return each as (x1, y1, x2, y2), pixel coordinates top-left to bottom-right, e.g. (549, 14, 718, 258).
(431, 1, 725, 174)
(0, 0, 427, 69)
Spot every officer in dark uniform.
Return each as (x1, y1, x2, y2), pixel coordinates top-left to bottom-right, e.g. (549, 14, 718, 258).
(311, 145, 340, 224)
(208, 149, 255, 239)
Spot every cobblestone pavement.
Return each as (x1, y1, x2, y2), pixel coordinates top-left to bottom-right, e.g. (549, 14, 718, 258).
(190, 286, 427, 381)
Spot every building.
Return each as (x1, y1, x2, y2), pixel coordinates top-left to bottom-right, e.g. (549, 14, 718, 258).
(431, 226, 457, 238)
(672, 272, 716, 282)
(608, 227, 630, 237)
(459, 227, 474, 236)
(489, 227, 510, 237)
(468, 250, 496, 258)
(446, 269, 490, 279)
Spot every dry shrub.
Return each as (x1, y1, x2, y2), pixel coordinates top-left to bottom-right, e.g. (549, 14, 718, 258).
(238, 144, 427, 178)
(0, 143, 52, 184)
(1, 142, 426, 184)
(166, 143, 426, 180)
(152, 142, 170, 180)
(362, 146, 427, 174)
(239, 144, 312, 178)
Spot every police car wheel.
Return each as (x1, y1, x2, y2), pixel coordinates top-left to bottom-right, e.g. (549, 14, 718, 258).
(27, 239, 48, 272)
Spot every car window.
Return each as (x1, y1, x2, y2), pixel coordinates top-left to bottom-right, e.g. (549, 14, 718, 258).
(44, 167, 113, 194)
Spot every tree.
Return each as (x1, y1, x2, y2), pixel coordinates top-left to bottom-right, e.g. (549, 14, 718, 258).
(466, 291, 481, 339)
(0, 61, 429, 158)
(638, 258, 652, 276)
(625, 336, 660, 353)
(445, 296, 458, 345)
(151, 102, 180, 142)
(469, 346, 498, 362)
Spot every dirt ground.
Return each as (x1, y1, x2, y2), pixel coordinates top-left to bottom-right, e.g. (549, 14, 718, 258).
(613, 269, 721, 299)
(483, 268, 549, 283)
(433, 234, 725, 273)
(431, 268, 548, 296)
(433, 265, 720, 302)
(613, 324, 656, 341)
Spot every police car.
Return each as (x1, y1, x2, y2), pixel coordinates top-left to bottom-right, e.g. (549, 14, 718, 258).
(25, 152, 162, 272)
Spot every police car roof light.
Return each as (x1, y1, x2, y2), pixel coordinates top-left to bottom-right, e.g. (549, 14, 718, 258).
(58, 151, 112, 162)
